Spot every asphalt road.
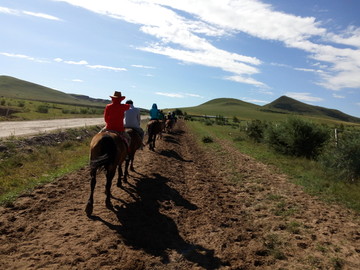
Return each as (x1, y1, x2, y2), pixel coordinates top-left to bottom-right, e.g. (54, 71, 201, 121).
(0, 118, 105, 138)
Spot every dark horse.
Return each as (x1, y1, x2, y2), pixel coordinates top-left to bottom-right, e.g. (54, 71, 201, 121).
(85, 131, 128, 216)
(147, 120, 163, 151)
(120, 128, 143, 184)
(165, 118, 175, 133)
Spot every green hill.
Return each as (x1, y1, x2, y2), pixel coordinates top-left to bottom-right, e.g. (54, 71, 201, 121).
(178, 96, 360, 124)
(0, 75, 107, 107)
(263, 96, 360, 123)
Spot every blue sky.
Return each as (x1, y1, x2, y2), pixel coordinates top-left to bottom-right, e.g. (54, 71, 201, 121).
(1, 0, 360, 117)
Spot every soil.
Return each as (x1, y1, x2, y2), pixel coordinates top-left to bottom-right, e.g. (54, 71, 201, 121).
(0, 120, 359, 269)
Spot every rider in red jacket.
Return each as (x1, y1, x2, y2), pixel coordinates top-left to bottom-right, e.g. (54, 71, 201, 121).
(104, 91, 130, 132)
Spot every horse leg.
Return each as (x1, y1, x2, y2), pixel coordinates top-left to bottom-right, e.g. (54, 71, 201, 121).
(123, 156, 131, 183)
(105, 166, 116, 209)
(85, 168, 97, 216)
(130, 154, 135, 171)
(117, 163, 123, 187)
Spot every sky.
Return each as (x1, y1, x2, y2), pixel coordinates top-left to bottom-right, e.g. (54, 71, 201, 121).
(1, 0, 360, 117)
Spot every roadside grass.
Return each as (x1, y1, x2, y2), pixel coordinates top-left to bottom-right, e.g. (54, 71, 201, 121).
(0, 120, 149, 205)
(0, 97, 104, 121)
(0, 128, 98, 205)
(186, 120, 360, 213)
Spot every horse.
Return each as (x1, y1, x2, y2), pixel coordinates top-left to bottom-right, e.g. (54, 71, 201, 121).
(146, 120, 163, 151)
(119, 128, 143, 184)
(85, 131, 128, 216)
(165, 118, 175, 133)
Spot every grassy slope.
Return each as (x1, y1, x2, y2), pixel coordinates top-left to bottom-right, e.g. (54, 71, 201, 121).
(264, 96, 360, 123)
(186, 120, 360, 212)
(0, 75, 106, 107)
(177, 97, 360, 125)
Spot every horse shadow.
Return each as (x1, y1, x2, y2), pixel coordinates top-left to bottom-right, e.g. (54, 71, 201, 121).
(158, 149, 193, 162)
(91, 173, 224, 269)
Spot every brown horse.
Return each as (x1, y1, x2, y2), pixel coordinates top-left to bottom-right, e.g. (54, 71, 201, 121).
(85, 131, 128, 216)
(147, 120, 163, 151)
(119, 128, 142, 184)
(165, 118, 175, 133)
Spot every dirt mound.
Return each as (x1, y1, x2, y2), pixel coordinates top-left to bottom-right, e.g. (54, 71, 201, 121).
(0, 120, 359, 269)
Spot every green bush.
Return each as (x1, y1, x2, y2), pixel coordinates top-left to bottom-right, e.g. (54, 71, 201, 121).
(265, 117, 330, 159)
(320, 131, 360, 181)
(202, 136, 214, 143)
(246, 119, 267, 142)
(36, 105, 49, 113)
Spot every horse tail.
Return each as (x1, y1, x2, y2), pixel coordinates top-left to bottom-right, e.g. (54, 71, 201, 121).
(147, 122, 153, 144)
(90, 135, 117, 170)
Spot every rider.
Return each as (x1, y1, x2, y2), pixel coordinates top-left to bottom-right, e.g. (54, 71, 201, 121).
(103, 91, 131, 148)
(149, 103, 161, 120)
(124, 100, 144, 142)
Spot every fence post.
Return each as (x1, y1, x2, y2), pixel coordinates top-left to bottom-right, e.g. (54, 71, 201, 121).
(334, 128, 338, 147)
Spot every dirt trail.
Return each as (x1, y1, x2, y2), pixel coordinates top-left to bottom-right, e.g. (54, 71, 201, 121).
(1, 120, 359, 269)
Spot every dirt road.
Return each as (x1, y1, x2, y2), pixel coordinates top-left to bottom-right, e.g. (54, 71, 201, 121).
(0, 116, 149, 138)
(1, 120, 359, 269)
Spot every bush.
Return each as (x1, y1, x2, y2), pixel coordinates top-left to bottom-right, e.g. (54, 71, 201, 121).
(202, 136, 214, 143)
(265, 117, 330, 159)
(36, 105, 49, 113)
(320, 131, 360, 181)
(246, 120, 267, 143)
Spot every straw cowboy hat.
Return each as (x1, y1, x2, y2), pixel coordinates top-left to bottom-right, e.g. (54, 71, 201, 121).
(110, 91, 125, 100)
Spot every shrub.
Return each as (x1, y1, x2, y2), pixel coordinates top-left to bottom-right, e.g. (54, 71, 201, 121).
(215, 115, 226, 125)
(320, 130, 360, 181)
(246, 119, 267, 143)
(1, 99, 6, 106)
(36, 105, 49, 113)
(17, 101, 25, 107)
(202, 136, 214, 143)
(265, 117, 330, 159)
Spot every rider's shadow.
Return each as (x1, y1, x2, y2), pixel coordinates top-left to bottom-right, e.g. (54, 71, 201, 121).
(96, 173, 224, 269)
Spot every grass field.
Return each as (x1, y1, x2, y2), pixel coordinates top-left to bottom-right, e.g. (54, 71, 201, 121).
(186, 120, 360, 213)
(0, 96, 104, 120)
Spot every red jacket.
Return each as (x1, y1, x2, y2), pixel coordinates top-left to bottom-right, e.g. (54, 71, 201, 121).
(104, 102, 130, 132)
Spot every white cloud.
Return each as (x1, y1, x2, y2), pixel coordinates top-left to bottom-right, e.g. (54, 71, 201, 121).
(131, 64, 155, 69)
(185, 93, 204, 98)
(72, 79, 83, 82)
(155, 92, 184, 98)
(285, 92, 323, 102)
(0, 52, 48, 63)
(64, 60, 88, 65)
(242, 98, 268, 104)
(332, 93, 345, 99)
(86, 64, 127, 71)
(294, 67, 323, 73)
(22, 11, 61, 21)
(46, 0, 360, 90)
(54, 57, 127, 71)
(0, 6, 61, 20)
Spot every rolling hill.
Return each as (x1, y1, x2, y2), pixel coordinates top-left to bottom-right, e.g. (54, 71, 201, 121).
(0, 75, 108, 107)
(178, 96, 360, 124)
(263, 96, 360, 123)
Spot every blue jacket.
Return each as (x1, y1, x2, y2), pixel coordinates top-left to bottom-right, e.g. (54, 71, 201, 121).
(149, 104, 160, 120)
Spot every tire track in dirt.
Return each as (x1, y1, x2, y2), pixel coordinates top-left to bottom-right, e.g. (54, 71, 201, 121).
(0, 120, 360, 269)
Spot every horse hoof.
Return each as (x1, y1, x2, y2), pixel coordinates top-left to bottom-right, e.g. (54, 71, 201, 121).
(85, 203, 93, 216)
(106, 199, 113, 210)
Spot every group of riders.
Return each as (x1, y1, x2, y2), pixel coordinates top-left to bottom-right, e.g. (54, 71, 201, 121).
(102, 91, 176, 151)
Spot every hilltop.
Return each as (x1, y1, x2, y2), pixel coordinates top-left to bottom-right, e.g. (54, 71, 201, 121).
(263, 96, 360, 123)
(0, 75, 107, 108)
(179, 96, 360, 124)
